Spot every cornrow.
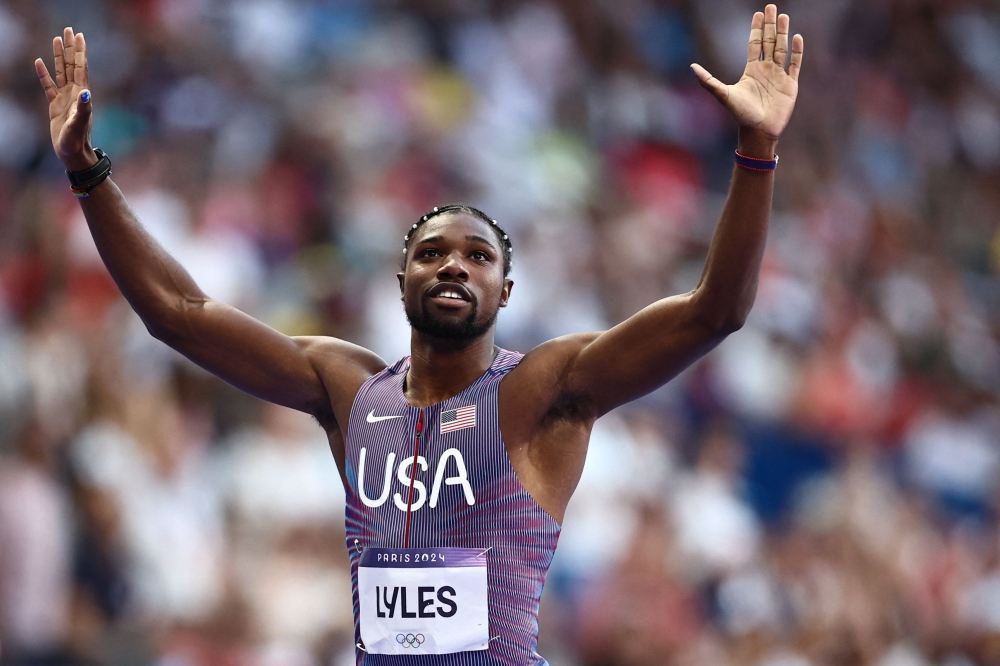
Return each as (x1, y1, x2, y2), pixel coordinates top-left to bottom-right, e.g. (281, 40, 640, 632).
(402, 204, 513, 276)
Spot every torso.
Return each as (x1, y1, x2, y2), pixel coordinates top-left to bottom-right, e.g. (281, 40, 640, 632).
(342, 349, 561, 665)
(320, 334, 600, 525)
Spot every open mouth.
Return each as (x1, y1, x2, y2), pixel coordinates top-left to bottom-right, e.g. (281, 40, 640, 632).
(426, 282, 472, 307)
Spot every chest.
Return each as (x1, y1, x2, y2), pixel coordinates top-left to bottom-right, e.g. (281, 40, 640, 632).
(348, 393, 503, 515)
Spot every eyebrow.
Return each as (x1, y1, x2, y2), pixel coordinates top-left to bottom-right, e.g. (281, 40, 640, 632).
(414, 234, 499, 251)
(465, 234, 499, 250)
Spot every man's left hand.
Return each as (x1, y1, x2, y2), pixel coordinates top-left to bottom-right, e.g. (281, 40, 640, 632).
(692, 4, 804, 142)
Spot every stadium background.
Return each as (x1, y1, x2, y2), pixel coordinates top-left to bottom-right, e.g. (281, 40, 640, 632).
(1, 0, 1000, 665)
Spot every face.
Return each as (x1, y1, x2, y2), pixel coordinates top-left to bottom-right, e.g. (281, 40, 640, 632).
(398, 212, 512, 341)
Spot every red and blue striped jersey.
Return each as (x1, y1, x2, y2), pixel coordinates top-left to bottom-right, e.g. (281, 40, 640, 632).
(344, 349, 561, 665)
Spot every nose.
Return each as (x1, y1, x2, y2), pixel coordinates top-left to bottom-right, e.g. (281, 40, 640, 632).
(436, 251, 469, 280)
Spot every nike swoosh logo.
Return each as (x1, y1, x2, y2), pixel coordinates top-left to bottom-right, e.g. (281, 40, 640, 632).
(366, 410, 404, 424)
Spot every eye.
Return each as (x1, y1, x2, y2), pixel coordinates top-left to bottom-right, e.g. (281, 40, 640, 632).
(419, 248, 441, 258)
(471, 250, 490, 261)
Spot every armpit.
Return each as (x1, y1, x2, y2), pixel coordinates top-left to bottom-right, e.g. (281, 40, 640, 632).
(541, 390, 596, 425)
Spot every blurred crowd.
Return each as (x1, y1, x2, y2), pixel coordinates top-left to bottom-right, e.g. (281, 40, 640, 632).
(0, 0, 999, 665)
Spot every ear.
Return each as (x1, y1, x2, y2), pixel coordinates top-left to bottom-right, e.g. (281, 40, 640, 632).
(397, 272, 405, 300)
(499, 278, 513, 307)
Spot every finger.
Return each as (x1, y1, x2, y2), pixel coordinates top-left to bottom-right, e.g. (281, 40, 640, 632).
(691, 63, 730, 104)
(35, 59, 58, 102)
(762, 4, 777, 62)
(53, 37, 66, 88)
(75, 32, 87, 88)
(63, 27, 75, 88)
(774, 13, 790, 68)
(66, 89, 93, 138)
(788, 33, 804, 81)
(747, 12, 764, 62)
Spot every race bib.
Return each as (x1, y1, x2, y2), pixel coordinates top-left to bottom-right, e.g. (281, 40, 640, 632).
(358, 547, 489, 655)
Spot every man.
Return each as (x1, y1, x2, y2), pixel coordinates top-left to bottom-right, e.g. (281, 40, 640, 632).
(35, 5, 803, 664)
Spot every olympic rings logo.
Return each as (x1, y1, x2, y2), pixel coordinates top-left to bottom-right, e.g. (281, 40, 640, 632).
(396, 633, 426, 648)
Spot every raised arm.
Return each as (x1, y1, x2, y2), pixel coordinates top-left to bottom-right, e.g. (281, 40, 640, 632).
(34, 29, 384, 424)
(553, 5, 804, 417)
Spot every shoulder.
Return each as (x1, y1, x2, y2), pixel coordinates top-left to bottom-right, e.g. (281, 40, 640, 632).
(294, 336, 389, 428)
(500, 332, 602, 425)
(507, 332, 600, 383)
(296, 336, 388, 374)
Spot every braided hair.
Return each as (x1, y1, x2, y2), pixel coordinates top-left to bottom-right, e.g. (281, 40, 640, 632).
(402, 204, 513, 277)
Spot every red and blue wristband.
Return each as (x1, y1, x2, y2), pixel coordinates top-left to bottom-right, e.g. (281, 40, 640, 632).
(734, 150, 778, 172)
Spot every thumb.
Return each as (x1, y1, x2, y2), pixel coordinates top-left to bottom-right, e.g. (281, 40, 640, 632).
(690, 64, 729, 104)
(68, 89, 92, 131)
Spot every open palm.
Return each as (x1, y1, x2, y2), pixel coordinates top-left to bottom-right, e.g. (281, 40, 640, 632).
(34, 28, 94, 168)
(692, 5, 804, 141)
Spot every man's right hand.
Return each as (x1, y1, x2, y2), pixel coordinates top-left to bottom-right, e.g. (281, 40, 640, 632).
(34, 27, 98, 172)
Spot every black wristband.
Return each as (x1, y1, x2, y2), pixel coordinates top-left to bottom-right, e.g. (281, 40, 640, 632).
(66, 148, 112, 191)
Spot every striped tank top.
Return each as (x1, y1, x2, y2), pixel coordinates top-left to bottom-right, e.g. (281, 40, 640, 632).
(344, 349, 561, 665)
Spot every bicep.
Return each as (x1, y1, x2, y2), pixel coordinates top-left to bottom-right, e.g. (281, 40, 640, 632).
(563, 292, 727, 416)
(152, 299, 380, 419)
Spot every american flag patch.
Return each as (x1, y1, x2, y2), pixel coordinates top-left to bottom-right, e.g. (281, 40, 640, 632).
(440, 405, 476, 433)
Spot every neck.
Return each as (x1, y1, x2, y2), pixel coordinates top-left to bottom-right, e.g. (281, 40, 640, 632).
(405, 330, 498, 407)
